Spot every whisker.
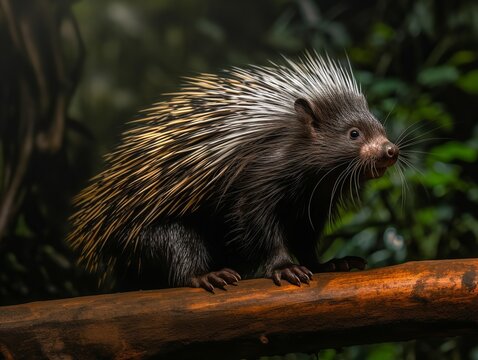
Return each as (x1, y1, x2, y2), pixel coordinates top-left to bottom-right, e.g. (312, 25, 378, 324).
(307, 160, 349, 230)
(396, 122, 447, 147)
(356, 161, 366, 207)
(395, 162, 408, 210)
(395, 120, 428, 145)
(348, 160, 358, 209)
(398, 157, 425, 177)
(395, 121, 445, 148)
(338, 160, 356, 210)
(349, 159, 364, 210)
(400, 150, 433, 155)
(382, 101, 397, 128)
(327, 160, 356, 221)
(398, 137, 449, 149)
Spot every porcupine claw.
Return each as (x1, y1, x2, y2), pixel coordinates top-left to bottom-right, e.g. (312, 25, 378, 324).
(317, 256, 367, 272)
(190, 268, 241, 293)
(271, 264, 314, 286)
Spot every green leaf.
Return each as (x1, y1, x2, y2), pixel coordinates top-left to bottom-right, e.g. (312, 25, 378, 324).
(457, 70, 478, 94)
(431, 141, 478, 162)
(265, 10, 304, 51)
(42, 245, 71, 270)
(368, 343, 399, 360)
(416, 207, 439, 225)
(369, 78, 407, 97)
(370, 23, 395, 46)
(418, 165, 459, 187)
(418, 66, 459, 86)
(15, 215, 34, 237)
(195, 18, 225, 43)
(411, 97, 453, 129)
(5, 253, 27, 273)
(317, 349, 336, 360)
(408, 2, 434, 37)
(448, 50, 476, 66)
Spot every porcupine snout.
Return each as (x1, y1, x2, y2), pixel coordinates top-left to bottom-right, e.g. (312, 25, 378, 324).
(379, 141, 399, 167)
(360, 137, 399, 179)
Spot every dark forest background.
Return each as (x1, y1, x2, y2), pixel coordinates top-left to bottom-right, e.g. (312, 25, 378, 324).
(1, 0, 478, 359)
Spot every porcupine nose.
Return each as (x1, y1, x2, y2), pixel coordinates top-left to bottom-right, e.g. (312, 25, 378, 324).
(383, 142, 399, 165)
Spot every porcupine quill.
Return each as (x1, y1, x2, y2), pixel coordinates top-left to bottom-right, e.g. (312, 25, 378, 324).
(68, 52, 399, 292)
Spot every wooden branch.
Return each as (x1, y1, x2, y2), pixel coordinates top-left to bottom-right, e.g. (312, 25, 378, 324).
(1, 259, 477, 359)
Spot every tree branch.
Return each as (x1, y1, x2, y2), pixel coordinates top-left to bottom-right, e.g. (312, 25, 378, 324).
(0, 259, 477, 359)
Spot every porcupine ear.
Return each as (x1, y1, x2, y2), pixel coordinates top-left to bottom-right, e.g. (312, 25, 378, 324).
(294, 98, 320, 130)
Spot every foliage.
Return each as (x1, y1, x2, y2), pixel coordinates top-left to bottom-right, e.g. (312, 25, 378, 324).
(0, 0, 98, 305)
(1, 0, 477, 358)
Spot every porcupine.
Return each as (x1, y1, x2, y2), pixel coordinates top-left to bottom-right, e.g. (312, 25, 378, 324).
(68, 53, 399, 292)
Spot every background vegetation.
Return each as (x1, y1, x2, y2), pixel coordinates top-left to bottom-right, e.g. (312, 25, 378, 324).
(1, 0, 477, 358)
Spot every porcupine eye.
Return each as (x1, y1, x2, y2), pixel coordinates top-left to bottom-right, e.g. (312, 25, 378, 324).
(349, 129, 360, 140)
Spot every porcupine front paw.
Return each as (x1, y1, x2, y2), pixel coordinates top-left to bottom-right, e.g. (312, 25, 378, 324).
(318, 256, 367, 272)
(189, 268, 241, 293)
(270, 264, 314, 287)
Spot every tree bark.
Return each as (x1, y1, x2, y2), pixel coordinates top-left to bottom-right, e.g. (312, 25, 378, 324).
(0, 259, 477, 359)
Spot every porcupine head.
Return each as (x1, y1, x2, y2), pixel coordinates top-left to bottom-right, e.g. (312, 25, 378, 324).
(68, 52, 399, 290)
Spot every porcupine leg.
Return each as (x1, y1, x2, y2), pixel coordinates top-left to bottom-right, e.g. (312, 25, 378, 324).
(292, 239, 367, 274)
(268, 261, 314, 287)
(288, 216, 367, 274)
(142, 221, 240, 292)
(189, 268, 241, 292)
(317, 256, 367, 272)
(228, 190, 313, 286)
(262, 240, 314, 286)
(233, 212, 313, 286)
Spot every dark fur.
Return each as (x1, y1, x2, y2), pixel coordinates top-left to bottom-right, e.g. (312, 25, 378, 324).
(116, 91, 386, 290)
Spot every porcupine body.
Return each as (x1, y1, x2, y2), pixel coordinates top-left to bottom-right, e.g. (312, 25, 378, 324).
(68, 53, 399, 291)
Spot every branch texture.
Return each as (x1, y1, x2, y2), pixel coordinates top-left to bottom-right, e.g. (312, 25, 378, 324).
(0, 259, 477, 359)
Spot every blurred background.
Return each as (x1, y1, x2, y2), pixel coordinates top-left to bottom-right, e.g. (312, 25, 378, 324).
(1, 0, 478, 358)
